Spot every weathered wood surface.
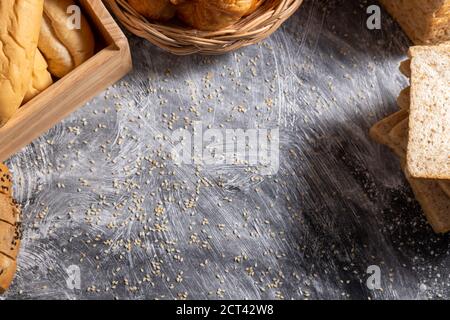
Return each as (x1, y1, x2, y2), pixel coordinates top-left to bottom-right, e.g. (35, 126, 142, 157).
(3, 0, 449, 300)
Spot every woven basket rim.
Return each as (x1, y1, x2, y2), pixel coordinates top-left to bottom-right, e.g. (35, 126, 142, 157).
(105, 0, 303, 55)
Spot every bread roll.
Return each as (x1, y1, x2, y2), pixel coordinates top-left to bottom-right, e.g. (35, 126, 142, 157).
(176, 0, 263, 31)
(39, 0, 95, 78)
(128, 0, 176, 21)
(0, 0, 45, 127)
(245, 0, 265, 15)
(23, 50, 54, 104)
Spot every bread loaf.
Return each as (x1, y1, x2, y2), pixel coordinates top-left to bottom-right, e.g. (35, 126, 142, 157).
(23, 50, 54, 104)
(0, 165, 21, 294)
(0, 164, 12, 196)
(0, 255, 17, 294)
(39, 0, 95, 78)
(379, 0, 450, 45)
(0, 0, 45, 127)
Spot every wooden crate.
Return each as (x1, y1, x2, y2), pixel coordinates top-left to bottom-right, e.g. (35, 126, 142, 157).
(0, 0, 132, 162)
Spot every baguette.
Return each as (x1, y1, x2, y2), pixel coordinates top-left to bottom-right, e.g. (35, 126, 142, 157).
(39, 0, 95, 78)
(0, 0, 45, 127)
(23, 50, 54, 104)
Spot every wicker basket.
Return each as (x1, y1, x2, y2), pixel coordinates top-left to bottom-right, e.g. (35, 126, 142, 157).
(105, 0, 303, 55)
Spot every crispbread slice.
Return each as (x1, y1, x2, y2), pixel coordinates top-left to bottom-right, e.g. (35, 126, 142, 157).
(397, 87, 411, 110)
(388, 118, 409, 158)
(399, 60, 411, 77)
(440, 181, 450, 197)
(369, 110, 408, 146)
(371, 112, 450, 233)
(407, 45, 450, 179)
(404, 171, 450, 233)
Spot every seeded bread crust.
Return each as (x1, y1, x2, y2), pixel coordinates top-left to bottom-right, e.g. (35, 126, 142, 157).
(0, 165, 21, 294)
(0, 164, 12, 197)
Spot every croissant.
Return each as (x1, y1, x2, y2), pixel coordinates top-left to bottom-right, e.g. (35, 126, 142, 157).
(128, 0, 176, 21)
(175, 0, 265, 31)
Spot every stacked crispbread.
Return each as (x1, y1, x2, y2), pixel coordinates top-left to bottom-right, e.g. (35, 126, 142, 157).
(370, 42, 450, 233)
(379, 0, 450, 45)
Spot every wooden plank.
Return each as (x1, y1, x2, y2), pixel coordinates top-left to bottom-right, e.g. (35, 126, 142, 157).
(0, 0, 132, 162)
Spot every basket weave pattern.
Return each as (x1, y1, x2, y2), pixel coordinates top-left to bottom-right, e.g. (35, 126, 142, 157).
(105, 0, 303, 55)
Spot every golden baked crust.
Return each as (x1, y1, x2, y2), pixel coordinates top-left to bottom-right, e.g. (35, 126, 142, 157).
(379, 0, 450, 45)
(0, 164, 21, 294)
(0, 197, 21, 293)
(128, 0, 176, 21)
(39, 0, 95, 78)
(0, 164, 12, 197)
(23, 50, 53, 103)
(0, 194, 18, 226)
(0, 0, 45, 127)
(176, 0, 264, 31)
(0, 255, 17, 294)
